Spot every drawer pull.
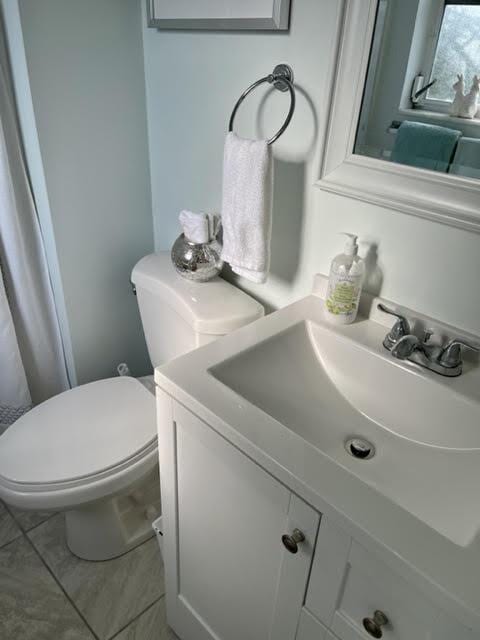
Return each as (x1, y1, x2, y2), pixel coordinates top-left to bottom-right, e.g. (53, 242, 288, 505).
(281, 528, 305, 554)
(362, 610, 389, 638)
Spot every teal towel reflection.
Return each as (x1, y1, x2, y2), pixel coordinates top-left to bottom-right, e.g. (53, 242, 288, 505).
(449, 137, 480, 179)
(391, 121, 461, 172)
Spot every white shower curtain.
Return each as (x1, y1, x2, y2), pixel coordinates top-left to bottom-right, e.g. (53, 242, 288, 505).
(0, 20, 69, 432)
(0, 264, 30, 431)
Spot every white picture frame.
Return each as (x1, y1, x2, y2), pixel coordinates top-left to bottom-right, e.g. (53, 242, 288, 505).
(147, 0, 291, 31)
(317, 0, 480, 234)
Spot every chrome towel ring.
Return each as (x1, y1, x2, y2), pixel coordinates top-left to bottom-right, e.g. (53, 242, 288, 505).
(228, 64, 295, 145)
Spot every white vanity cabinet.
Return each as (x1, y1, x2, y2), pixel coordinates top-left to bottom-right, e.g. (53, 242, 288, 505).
(157, 395, 320, 640)
(157, 393, 477, 640)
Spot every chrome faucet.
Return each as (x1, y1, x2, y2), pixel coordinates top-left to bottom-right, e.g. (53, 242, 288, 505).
(377, 304, 479, 377)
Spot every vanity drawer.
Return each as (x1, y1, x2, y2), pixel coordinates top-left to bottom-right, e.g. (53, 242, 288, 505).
(296, 609, 328, 640)
(327, 540, 473, 640)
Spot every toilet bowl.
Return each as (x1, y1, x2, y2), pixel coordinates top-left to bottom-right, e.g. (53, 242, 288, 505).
(0, 376, 159, 560)
(0, 252, 263, 560)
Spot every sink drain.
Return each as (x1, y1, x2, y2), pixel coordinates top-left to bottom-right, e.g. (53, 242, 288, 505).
(345, 437, 375, 460)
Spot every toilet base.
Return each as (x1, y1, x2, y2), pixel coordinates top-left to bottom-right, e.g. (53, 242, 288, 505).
(65, 469, 161, 561)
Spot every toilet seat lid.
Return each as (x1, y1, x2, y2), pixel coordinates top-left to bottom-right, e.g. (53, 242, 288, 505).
(0, 377, 156, 486)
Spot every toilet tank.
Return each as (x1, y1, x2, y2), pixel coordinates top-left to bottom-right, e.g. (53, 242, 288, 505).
(131, 253, 264, 368)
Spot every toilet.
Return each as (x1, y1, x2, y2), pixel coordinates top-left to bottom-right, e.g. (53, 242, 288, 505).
(0, 252, 263, 560)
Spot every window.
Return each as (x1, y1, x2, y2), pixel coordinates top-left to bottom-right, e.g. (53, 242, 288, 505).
(427, 2, 480, 102)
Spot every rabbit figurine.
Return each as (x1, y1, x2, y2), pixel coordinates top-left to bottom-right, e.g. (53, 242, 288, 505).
(450, 74, 464, 117)
(459, 75, 480, 119)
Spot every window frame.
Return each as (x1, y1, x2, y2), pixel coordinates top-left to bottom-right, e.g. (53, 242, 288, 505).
(419, 1, 480, 113)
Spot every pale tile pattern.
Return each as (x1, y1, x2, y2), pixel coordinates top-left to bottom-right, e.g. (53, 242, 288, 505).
(0, 502, 22, 549)
(113, 599, 179, 640)
(29, 514, 165, 640)
(0, 536, 95, 640)
(7, 504, 55, 532)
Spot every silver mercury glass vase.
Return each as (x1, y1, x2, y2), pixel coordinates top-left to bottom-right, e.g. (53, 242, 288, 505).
(171, 234, 223, 282)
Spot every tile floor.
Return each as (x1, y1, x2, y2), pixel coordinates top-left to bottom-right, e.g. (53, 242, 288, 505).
(0, 501, 178, 640)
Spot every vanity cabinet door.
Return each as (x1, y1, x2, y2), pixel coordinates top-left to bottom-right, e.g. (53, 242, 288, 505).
(158, 396, 320, 640)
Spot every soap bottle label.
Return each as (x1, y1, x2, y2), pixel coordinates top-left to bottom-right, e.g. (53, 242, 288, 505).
(326, 275, 361, 316)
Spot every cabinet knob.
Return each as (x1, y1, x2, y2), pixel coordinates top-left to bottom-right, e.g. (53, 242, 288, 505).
(281, 528, 305, 554)
(362, 610, 389, 638)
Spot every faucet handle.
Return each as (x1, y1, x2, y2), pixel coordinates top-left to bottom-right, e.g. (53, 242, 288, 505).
(390, 334, 420, 360)
(438, 338, 480, 369)
(377, 303, 410, 349)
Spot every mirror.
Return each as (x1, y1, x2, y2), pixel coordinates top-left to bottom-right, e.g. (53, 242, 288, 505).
(318, 0, 480, 233)
(355, 0, 480, 178)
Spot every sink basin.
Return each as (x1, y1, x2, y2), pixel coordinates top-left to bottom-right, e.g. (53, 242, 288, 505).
(211, 320, 480, 451)
(157, 290, 480, 547)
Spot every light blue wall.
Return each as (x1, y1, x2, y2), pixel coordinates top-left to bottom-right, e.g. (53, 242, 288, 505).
(142, 0, 340, 311)
(142, 0, 480, 335)
(17, 0, 154, 383)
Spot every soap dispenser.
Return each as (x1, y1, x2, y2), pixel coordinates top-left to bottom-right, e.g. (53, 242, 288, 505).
(325, 233, 365, 324)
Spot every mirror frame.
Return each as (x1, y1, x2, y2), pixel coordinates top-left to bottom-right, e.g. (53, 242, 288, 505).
(317, 0, 480, 234)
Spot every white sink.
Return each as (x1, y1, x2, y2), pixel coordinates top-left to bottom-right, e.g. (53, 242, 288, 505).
(211, 320, 480, 450)
(157, 289, 480, 548)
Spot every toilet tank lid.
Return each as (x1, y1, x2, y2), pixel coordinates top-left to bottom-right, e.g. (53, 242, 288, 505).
(131, 253, 264, 335)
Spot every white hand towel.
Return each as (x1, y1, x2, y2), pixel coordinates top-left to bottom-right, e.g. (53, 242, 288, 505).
(221, 132, 273, 284)
(179, 210, 210, 244)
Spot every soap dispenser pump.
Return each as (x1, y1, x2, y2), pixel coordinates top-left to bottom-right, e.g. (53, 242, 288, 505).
(325, 233, 365, 324)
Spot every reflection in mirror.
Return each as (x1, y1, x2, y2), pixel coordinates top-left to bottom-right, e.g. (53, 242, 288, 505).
(355, 0, 480, 178)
